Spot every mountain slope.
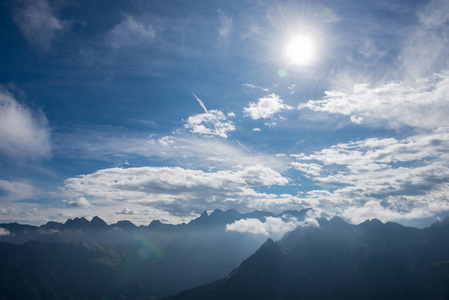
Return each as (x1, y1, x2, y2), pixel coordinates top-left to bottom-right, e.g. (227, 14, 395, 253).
(0, 209, 309, 299)
(166, 217, 449, 300)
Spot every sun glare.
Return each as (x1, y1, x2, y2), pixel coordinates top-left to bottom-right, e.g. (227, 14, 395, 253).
(286, 35, 315, 66)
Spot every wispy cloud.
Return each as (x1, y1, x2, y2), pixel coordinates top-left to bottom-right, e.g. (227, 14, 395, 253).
(217, 9, 233, 49)
(401, 0, 449, 79)
(244, 94, 293, 121)
(0, 180, 36, 202)
(242, 83, 269, 92)
(12, 0, 66, 51)
(0, 87, 51, 160)
(108, 15, 155, 49)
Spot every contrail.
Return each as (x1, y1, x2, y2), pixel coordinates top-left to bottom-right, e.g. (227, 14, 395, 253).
(236, 140, 252, 154)
(191, 92, 208, 113)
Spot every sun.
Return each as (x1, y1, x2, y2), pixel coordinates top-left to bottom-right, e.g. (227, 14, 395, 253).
(286, 35, 315, 66)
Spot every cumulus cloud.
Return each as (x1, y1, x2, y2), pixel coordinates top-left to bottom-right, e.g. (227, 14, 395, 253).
(12, 0, 65, 51)
(244, 94, 293, 120)
(64, 165, 288, 215)
(108, 15, 155, 48)
(226, 216, 318, 236)
(117, 207, 135, 215)
(300, 73, 449, 129)
(0, 87, 51, 160)
(68, 197, 91, 207)
(292, 128, 449, 223)
(0, 228, 10, 236)
(184, 110, 235, 138)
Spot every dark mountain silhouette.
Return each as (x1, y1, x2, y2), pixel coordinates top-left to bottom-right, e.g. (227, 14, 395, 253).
(166, 217, 449, 300)
(0, 209, 309, 299)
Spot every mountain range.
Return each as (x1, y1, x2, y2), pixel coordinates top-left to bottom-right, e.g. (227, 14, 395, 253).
(166, 216, 449, 300)
(1, 211, 449, 299)
(0, 209, 307, 299)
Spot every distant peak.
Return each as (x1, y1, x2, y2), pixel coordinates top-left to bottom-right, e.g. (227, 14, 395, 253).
(90, 216, 108, 227)
(200, 210, 208, 218)
(210, 209, 224, 216)
(360, 218, 383, 226)
(329, 216, 345, 223)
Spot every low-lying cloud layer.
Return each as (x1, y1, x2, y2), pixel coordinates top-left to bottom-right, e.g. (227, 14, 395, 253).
(226, 216, 319, 236)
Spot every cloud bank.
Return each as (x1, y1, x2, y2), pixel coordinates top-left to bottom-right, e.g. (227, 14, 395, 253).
(64, 165, 289, 214)
(292, 128, 449, 223)
(226, 216, 319, 235)
(300, 73, 449, 129)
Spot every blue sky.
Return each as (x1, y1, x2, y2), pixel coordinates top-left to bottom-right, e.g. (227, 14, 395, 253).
(1, 0, 449, 227)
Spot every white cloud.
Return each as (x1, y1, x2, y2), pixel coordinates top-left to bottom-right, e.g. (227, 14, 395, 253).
(291, 128, 449, 223)
(291, 162, 322, 177)
(117, 207, 135, 215)
(0, 228, 10, 236)
(108, 15, 155, 48)
(68, 197, 91, 207)
(12, 0, 65, 51)
(184, 110, 235, 138)
(252, 128, 262, 132)
(64, 165, 288, 215)
(300, 72, 449, 129)
(244, 94, 293, 120)
(226, 216, 318, 236)
(342, 201, 436, 224)
(0, 87, 51, 160)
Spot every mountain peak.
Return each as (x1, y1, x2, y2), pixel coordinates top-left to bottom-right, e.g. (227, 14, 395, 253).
(90, 216, 108, 229)
(210, 209, 224, 216)
(200, 210, 208, 218)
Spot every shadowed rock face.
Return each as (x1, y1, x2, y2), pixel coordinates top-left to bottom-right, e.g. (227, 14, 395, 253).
(166, 217, 449, 300)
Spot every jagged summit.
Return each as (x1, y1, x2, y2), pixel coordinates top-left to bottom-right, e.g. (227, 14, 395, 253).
(90, 216, 108, 229)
